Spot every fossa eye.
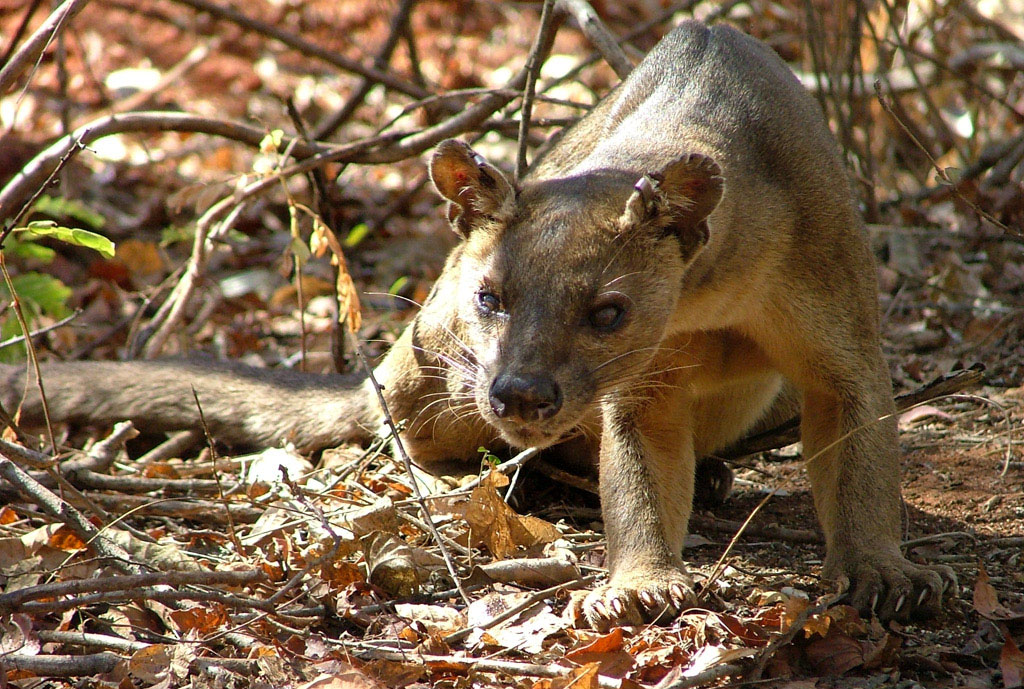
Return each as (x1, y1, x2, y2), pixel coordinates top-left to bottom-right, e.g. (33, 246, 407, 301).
(588, 303, 626, 331)
(477, 290, 501, 314)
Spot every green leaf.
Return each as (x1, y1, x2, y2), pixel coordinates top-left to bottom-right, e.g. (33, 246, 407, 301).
(344, 223, 370, 248)
(31, 195, 106, 229)
(4, 237, 56, 262)
(388, 276, 408, 296)
(18, 221, 116, 258)
(0, 272, 72, 320)
(161, 224, 193, 246)
(0, 318, 26, 361)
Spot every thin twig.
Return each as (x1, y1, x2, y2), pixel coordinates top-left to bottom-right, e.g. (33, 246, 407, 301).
(352, 649, 621, 689)
(874, 81, 1020, 239)
(555, 0, 632, 79)
(723, 366, 986, 459)
(168, 0, 429, 100)
(0, 569, 262, 613)
(350, 333, 471, 606)
(516, 0, 559, 183)
(0, 112, 325, 227)
(313, 0, 418, 140)
(0, 0, 46, 66)
(0, 308, 80, 350)
(0, 452, 142, 575)
(0, 0, 93, 96)
(443, 574, 598, 645)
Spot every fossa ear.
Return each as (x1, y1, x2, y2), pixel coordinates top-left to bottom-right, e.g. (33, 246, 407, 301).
(619, 153, 724, 259)
(430, 139, 515, 237)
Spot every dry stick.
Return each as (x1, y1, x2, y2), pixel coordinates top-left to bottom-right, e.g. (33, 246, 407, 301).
(139, 201, 245, 357)
(874, 81, 1020, 239)
(0, 0, 92, 95)
(86, 494, 263, 522)
(0, 452, 142, 575)
(67, 471, 227, 495)
(689, 513, 822, 545)
(136, 429, 203, 464)
(443, 574, 599, 645)
(354, 650, 621, 689)
(659, 663, 744, 689)
(191, 386, 245, 555)
(0, 569, 262, 612)
(72, 38, 221, 129)
(556, 0, 632, 79)
(722, 366, 985, 459)
(168, 0, 428, 100)
(137, 83, 536, 354)
(0, 308, 80, 350)
(698, 489, 779, 598)
(878, 0, 961, 160)
(37, 630, 149, 654)
(1, 652, 123, 678)
(350, 336, 471, 606)
(516, 0, 560, 183)
(17, 584, 281, 615)
(3, 57, 533, 221)
(313, 0, 418, 140)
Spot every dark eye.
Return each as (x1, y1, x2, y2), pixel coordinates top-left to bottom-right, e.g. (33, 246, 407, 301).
(588, 303, 626, 332)
(477, 290, 501, 314)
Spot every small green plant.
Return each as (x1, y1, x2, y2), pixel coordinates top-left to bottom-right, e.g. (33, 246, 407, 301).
(478, 446, 502, 468)
(1, 208, 115, 361)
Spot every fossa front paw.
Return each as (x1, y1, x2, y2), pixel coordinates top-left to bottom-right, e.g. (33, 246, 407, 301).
(827, 551, 957, 622)
(576, 568, 696, 631)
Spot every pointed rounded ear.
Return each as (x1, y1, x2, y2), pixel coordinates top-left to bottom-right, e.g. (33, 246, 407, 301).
(619, 153, 724, 258)
(429, 139, 515, 237)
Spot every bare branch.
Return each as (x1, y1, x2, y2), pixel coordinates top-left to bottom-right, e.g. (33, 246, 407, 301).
(0, 0, 92, 95)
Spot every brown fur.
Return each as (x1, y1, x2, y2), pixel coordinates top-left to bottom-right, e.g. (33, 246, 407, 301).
(3, 21, 954, 628)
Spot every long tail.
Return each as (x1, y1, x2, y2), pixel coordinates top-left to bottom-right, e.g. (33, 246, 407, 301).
(1, 358, 380, 451)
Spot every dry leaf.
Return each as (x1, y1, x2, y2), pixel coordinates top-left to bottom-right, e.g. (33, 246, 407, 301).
(565, 632, 635, 681)
(0, 506, 20, 524)
(169, 603, 228, 634)
(299, 664, 383, 689)
(394, 603, 465, 636)
(975, 563, 1024, 622)
(566, 628, 625, 658)
(312, 218, 362, 333)
(243, 446, 314, 489)
(680, 644, 755, 679)
(804, 632, 864, 676)
(898, 404, 954, 428)
(363, 532, 421, 597)
(463, 482, 560, 559)
(1001, 633, 1024, 688)
(47, 526, 87, 552)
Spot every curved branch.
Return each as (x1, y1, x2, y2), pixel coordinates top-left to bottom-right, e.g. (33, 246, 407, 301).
(0, 112, 328, 226)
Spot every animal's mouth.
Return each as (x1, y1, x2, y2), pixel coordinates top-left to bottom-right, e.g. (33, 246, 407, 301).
(496, 424, 559, 449)
(485, 411, 583, 450)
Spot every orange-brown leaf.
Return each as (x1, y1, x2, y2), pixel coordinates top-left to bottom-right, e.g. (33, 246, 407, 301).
(975, 563, 1024, 622)
(1001, 633, 1024, 688)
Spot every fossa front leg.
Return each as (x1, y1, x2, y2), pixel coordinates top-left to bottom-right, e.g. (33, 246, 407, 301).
(579, 389, 698, 630)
